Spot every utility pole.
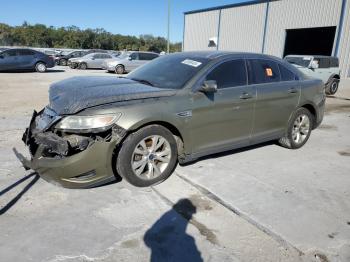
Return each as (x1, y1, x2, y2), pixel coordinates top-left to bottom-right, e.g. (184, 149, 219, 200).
(167, 0, 170, 53)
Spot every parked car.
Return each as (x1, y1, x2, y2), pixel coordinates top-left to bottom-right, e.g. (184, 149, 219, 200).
(56, 50, 87, 66)
(0, 48, 55, 72)
(14, 51, 325, 188)
(69, 53, 117, 69)
(284, 55, 340, 95)
(102, 51, 159, 74)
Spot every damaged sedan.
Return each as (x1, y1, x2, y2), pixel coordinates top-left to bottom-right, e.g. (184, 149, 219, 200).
(14, 51, 325, 188)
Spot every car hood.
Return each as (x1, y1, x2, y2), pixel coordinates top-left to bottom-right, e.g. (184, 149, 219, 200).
(49, 76, 176, 115)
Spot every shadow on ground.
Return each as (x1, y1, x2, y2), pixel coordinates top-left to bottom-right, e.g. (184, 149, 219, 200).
(0, 173, 39, 215)
(144, 199, 203, 262)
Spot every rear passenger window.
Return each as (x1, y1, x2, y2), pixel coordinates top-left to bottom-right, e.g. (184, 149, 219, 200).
(278, 64, 297, 81)
(206, 59, 247, 89)
(330, 58, 339, 67)
(248, 59, 280, 84)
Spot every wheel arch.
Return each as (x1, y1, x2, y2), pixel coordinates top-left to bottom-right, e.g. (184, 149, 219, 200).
(300, 103, 317, 128)
(128, 120, 185, 156)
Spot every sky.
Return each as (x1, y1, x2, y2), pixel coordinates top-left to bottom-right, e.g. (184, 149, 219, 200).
(0, 0, 250, 42)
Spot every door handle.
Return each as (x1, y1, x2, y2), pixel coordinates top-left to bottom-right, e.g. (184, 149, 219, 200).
(288, 88, 298, 94)
(239, 92, 253, 100)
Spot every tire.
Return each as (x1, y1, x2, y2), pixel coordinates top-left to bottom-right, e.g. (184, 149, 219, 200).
(69, 63, 77, 69)
(35, 62, 47, 73)
(326, 79, 339, 95)
(117, 125, 178, 187)
(278, 108, 313, 149)
(115, 65, 125, 75)
(79, 62, 87, 70)
(59, 59, 67, 66)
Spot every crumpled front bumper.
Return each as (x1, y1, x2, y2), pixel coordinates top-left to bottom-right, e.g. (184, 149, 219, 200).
(14, 110, 120, 189)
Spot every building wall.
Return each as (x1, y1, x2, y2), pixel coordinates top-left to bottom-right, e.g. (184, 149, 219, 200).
(219, 3, 267, 52)
(337, 0, 350, 77)
(183, 0, 350, 78)
(183, 10, 220, 51)
(264, 0, 343, 57)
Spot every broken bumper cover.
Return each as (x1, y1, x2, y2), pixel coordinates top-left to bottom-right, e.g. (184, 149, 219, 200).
(14, 110, 120, 189)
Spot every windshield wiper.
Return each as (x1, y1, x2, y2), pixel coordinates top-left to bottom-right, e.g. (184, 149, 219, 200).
(130, 78, 155, 87)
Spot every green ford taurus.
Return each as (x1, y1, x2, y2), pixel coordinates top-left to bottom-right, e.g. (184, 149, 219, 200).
(14, 52, 325, 188)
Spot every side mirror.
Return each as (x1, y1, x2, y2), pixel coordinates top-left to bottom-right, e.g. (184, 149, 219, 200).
(199, 80, 217, 93)
(0, 55, 4, 59)
(310, 60, 319, 69)
(128, 56, 132, 61)
(91, 57, 95, 60)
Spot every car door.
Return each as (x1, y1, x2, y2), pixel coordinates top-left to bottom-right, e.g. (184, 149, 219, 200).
(0, 49, 19, 70)
(190, 59, 256, 154)
(126, 52, 142, 71)
(17, 49, 36, 69)
(312, 57, 331, 83)
(97, 54, 112, 68)
(88, 54, 101, 68)
(247, 59, 300, 143)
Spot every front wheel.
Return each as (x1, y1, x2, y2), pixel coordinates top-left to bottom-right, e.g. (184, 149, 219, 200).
(79, 62, 87, 70)
(326, 79, 339, 95)
(59, 59, 67, 66)
(35, 62, 47, 73)
(116, 125, 178, 187)
(278, 108, 313, 149)
(115, 65, 125, 74)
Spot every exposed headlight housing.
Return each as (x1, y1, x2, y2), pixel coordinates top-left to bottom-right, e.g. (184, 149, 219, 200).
(55, 114, 121, 133)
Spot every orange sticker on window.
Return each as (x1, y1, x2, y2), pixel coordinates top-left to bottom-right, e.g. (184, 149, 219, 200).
(266, 68, 273, 77)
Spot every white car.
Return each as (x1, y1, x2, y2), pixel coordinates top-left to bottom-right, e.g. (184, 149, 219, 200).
(102, 51, 159, 74)
(69, 53, 116, 70)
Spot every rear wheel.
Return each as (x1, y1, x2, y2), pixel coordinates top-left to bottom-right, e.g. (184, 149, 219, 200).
(35, 62, 47, 73)
(115, 65, 125, 75)
(278, 108, 313, 149)
(79, 62, 87, 70)
(326, 79, 339, 95)
(117, 125, 178, 187)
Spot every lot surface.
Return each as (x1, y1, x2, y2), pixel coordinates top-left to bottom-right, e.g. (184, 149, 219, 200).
(0, 67, 349, 262)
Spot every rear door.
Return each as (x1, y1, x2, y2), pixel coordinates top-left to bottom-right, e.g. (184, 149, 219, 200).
(190, 59, 256, 154)
(248, 59, 300, 143)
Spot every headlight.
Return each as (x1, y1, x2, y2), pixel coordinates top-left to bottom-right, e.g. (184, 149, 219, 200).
(55, 114, 121, 133)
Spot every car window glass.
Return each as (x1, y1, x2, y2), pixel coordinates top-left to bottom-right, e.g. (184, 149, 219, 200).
(94, 54, 101, 59)
(278, 64, 297, 81)
(130, 53, 138, 60)
(2, 49, 17, 57)
(318, 58, 330, 68)
(18, 49, 35, 56)
(206, 59, 247, 89)
(248, 59, 281, 84)
(330, 58, 339, 67)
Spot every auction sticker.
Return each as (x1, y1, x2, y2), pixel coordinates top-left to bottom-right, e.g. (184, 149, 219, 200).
(182, 59, 202, 67)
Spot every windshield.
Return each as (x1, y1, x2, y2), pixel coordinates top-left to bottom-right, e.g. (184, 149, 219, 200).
(284, 56, 312, 68)
(126, 54, 210, 89)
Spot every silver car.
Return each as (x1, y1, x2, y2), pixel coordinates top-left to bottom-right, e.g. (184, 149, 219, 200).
(69, 53, 116, 70)
(102, 51, 159, 74)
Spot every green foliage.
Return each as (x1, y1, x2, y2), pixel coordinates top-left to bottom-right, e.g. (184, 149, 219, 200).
(0, 22, 182, 52)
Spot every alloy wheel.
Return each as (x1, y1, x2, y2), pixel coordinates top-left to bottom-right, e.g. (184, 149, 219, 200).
(292, 114, 310, 144)
(131, 135, 171, 180)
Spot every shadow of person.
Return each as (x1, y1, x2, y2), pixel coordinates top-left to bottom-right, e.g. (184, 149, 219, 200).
(144, 199, 203, 262)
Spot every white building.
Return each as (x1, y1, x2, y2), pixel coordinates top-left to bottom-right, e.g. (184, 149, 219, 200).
(183, 0, 350, 77)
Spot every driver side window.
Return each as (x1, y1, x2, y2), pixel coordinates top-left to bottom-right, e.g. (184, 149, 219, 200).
(206, 59, 247, 89)
(2, 50, 17, 58)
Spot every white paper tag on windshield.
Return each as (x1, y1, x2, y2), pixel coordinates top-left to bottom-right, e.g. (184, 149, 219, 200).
(182, 59, 202, 67)
(303, 57, 311, 60)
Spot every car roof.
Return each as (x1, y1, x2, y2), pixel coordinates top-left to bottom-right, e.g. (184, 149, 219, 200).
(170, 51, 285, 61)
(285, 54, 338, 59)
